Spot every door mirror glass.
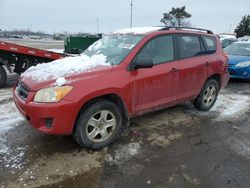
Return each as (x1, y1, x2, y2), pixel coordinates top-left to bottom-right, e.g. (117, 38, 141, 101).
(133, 56, 153, 69)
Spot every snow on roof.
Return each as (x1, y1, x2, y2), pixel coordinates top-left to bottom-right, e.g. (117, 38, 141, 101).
(235, 40, 250, 44)
(219, 34, 236, 39)
(21, 54, 110, 83)
(113, 27, 164, 35)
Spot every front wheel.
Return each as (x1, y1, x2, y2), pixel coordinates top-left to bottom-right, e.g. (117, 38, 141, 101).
(193, 79, 219, 111)
(74, 100, 123, 149)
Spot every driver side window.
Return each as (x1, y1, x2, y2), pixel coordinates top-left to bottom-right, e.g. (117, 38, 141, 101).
(136, 35, 174, 65)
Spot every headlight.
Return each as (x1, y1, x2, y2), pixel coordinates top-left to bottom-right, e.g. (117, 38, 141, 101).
(236, 61, 250, 67)
(34, 86, 73, 103)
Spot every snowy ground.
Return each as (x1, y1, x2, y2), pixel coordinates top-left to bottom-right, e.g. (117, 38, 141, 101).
(1, 80, 249, 187)
(0, 86, 26, 172)
(0, 88, 24, 134)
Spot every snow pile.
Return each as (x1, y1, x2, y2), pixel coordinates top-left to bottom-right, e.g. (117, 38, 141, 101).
(113, 27, 164, 35)
(105, 142, 141, 168)
(212, 94, 250, 121)
(21, 54, 110, 82)
(54, 77, 67, 86)
(46, 49, 64, 54)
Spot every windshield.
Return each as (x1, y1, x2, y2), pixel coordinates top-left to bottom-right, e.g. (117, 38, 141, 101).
(224, 43, 250, 56)
(83, 34, 144, 65)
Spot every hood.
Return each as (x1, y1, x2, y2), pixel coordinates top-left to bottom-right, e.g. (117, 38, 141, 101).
(20, 54, 113, 91)
(228, 55, 250, 65)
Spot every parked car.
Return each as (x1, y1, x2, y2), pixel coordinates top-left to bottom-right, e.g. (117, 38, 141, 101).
(224, 41, 250, 80)
(13, 27, 229, 149)
(220, 38, 237, 48)
(237, 36, 250, 42)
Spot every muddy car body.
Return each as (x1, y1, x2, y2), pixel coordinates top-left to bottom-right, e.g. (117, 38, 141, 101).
(13, 27, 229, 149)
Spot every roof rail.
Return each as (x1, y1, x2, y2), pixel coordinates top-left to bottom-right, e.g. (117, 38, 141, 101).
(159, 26, 213, 34)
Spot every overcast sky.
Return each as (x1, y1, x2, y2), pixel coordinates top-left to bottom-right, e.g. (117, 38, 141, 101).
(0, 0, 249, 34)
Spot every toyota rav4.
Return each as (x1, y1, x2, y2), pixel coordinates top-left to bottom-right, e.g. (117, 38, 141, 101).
(13, 27, 229, 149)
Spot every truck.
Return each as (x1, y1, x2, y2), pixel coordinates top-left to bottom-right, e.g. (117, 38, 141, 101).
(0, 34, 103, 88)
(0, 41, 68, 88)
(64, 34, 101, 54)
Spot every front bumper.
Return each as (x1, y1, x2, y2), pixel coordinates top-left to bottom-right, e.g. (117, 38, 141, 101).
(228, 65, 250, 79)
(13, 88, 78, 135)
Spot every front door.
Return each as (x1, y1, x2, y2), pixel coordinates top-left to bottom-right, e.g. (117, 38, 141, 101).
(130, 35, 179, 115)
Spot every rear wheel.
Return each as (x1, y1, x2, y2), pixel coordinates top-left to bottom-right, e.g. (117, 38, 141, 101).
(0, 65, 7, 88)
(74, 100, 123, 149)
(193, 79, 219, 111)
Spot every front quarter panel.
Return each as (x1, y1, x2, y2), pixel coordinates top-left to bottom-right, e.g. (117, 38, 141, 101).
(65, 65, 132, 126)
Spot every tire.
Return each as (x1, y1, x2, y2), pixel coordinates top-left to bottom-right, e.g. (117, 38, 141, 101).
(193, 79, 219, 111)
(0, 65, 7, 88)
(74, 100, 123, 149)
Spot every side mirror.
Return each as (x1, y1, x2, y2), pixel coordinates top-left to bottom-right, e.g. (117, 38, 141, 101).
(132, 56, 153, 70)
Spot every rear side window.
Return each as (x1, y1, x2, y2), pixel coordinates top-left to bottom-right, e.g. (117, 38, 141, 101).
(202, 36, 217, 52)
(176, 35, 202, 59)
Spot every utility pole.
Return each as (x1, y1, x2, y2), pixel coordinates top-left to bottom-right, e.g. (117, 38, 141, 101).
(130, 0, 133, 28)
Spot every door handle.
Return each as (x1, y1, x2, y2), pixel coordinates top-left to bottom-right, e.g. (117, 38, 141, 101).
(170, 68, 179, 73)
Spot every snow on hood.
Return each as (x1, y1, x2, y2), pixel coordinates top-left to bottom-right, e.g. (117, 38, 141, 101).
(113, 27, 164, 35)
(21, 54, 110, 83)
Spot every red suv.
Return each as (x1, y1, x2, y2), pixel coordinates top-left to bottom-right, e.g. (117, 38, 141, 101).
(13, 27, 229, 149)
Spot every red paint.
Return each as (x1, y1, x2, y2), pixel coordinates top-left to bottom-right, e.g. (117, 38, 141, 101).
(13, 29, 229, 135)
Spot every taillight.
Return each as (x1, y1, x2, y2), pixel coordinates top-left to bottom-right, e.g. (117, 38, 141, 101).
(222, 51, 229, 72)
(223, 51, 229, 61)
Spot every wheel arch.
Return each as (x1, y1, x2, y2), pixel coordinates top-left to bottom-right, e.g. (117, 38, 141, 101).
(207, 73, 221, 89)
(73, 93, 129, 134)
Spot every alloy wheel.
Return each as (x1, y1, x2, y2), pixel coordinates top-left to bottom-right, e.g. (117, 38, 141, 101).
(86, 110, 116, 143)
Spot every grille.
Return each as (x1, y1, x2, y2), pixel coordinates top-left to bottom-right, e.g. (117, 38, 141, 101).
(16, 81, 30, 101)
(45, 118, 54, 128)
(228, 69, 236, 75)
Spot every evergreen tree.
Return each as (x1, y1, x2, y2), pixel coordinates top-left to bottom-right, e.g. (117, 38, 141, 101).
(234, 15, 250, 37)
(161, 6, 191, 27)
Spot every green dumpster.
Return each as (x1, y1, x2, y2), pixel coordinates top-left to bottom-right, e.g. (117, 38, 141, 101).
(64, 34, 102, 54)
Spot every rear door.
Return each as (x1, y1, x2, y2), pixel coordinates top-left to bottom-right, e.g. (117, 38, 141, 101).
(201, 35, 219, 78)
(175, 34, 208, 101)
(130, 35, 179, 115)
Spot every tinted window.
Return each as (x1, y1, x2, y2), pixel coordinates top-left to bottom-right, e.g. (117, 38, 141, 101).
(203, 36, 217, 51)
(222, 40, 229, 48)
(136, 35, 174, 65)
(177, 35, 202, 59)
